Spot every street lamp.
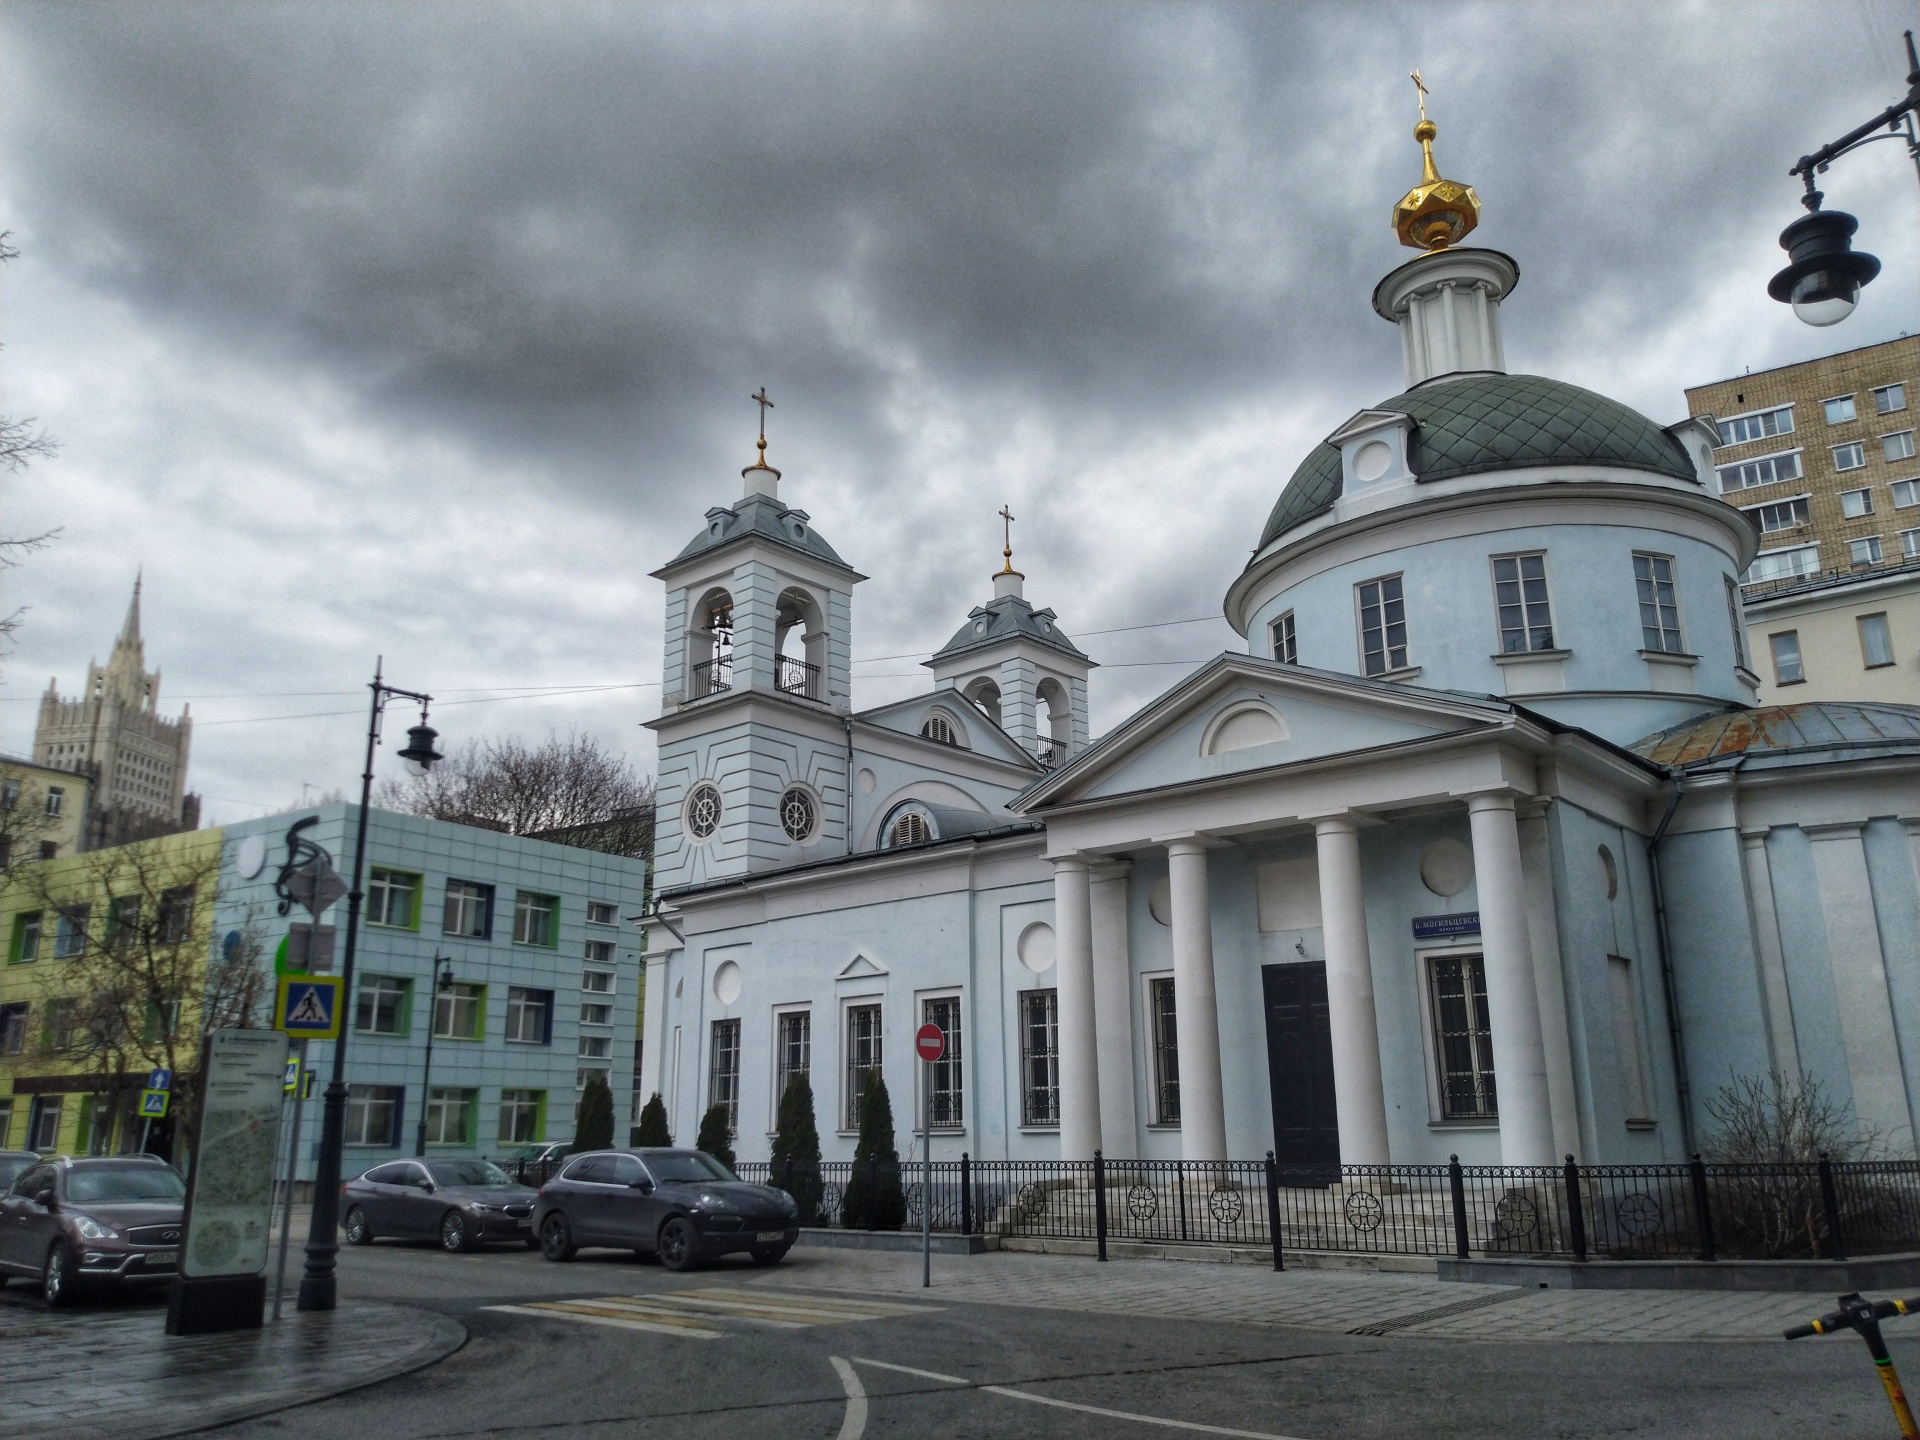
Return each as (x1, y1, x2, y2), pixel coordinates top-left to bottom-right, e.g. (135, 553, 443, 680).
(415, 955, 456, 1158)
(297, 659, 441, 1313)
(1768, 29, 1919, 326)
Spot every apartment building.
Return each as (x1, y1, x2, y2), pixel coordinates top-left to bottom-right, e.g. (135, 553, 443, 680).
(1685, 335, 1919, 585)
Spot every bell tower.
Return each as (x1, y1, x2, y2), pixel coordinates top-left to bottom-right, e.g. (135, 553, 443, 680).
(647, 395, 865, 890)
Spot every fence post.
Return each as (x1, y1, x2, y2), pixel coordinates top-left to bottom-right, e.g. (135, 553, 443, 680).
(1818, 1152, 1847, 1261)
(1448, 1154, 1470, 1261)
(1094, 1150, 1108, 1262)
(1265, 1151, 1285, 1272)
(1563, 1154, 1587, 1263)
(960, 1152, 972, 1236)
(1688, 1153, 1716, 1261)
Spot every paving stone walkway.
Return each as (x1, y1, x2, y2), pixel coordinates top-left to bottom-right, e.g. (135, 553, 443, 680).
(0, 1296, 465, 1440)
(750, 1246, 1851, 1343)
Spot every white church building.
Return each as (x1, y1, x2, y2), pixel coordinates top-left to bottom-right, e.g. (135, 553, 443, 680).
(638, 123, 1920, 1173)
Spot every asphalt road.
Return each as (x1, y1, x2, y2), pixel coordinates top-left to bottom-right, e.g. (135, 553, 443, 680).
(109, 1237, 1901, 1440)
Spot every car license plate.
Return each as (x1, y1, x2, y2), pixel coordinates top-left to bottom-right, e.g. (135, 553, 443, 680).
(755, 1231, 785, 1244)
(514, 1218, 531, 1229)
(144, 1249, 178, 1268)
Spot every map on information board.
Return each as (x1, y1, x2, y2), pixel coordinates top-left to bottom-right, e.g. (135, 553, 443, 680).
(181, 1028, 289, 1279)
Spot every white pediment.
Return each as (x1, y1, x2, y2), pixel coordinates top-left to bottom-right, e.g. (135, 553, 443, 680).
(1018, 655, 1506, 810)
(856, 693, 1037, 769)
(836, 951, 889, 981)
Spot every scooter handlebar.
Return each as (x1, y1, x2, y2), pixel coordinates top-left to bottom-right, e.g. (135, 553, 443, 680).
(1783, 1322, 1821, 1340)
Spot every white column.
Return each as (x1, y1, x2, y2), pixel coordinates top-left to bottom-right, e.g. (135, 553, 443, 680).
(1051, 855, 1102, 1161)
(1739, 828, 1801, 1079)
(1516, 804, 1583, 1161)
(1467, 794, 1556, 1167)
(640, 948, 673, 1106)
(1165, 838, 1228, 1162)
(1807, 823, 1914, 1156)
(1313, 816, 1391, 1166)
(1090, 860, 1139, 1158)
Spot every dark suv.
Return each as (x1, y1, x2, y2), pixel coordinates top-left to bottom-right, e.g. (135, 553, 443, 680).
(534, 1148, 798, 1271)
(0, 1156, 185, 1305)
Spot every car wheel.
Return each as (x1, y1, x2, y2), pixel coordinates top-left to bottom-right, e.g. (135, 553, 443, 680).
(750, 1244, 790, 1266)
(343, 1206, 374, 1246)
(657, 1216, 698, 1272)
(539, 1212, 576, 1262)
(42, 1242, 74, 1308)
(440, 1210, 475, 1253)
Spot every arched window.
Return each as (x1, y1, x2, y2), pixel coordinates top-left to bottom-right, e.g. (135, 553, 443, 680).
(884, 804, 936, 848)
(964, 678, 1002, 728)
(779, 786, 817, 843)
(690, 589, 734, 699)
(920, 713, 958, 747)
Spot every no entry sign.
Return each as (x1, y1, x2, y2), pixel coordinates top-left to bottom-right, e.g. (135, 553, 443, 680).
(915, 1022, 945, 1063)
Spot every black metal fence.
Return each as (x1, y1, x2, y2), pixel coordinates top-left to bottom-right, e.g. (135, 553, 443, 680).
(725, 1152, 1920, 1264)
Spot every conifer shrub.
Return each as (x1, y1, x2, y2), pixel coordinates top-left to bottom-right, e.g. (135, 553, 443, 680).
(695, 1102, 736, 1170)
(632, 1092, 671, 1147)
(770, 1071, 824, 1223)
(575, 1071, 615, 1151)
(840, 1071, 906, 1230)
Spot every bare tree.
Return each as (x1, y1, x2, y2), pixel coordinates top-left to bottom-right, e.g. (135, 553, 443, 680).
(6, 838, 270, 1155)
(0, 233, 60, 644)
(1702, 1071, 1878, 1165)
(378, 730, 656, 861)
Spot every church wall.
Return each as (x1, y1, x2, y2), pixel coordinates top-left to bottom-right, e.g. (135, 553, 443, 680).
(1760, 826, 1860, 1127)
(1244, 521, 1749, 747)
(1862, 818, 1920, 1151)
(852, 748, 1024, 851)
(1658, 823, 1778, 1141)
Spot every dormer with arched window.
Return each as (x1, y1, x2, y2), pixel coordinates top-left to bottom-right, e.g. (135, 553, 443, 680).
(927, 563, 1093, 767)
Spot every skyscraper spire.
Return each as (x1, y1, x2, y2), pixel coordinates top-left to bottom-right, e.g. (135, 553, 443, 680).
(119, 569, 143, 645)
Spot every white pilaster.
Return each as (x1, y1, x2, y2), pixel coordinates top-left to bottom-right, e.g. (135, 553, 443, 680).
(1312, 816, 1391, 1166)
(1516, 804, 1583, 1161)
(1467, 794, 1556, 1167)
(1052, 855, 1102, 1161)
(1090, 860, 1139, 1158)
(1165, 838, 1228, 1162)
(1807, 823, 1915, 1156)
(641, 948, 674, 1107)
(1739, 828, 1801, 1079)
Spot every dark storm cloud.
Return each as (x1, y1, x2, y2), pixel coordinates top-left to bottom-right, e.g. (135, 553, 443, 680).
(2, 2, 1913, 811)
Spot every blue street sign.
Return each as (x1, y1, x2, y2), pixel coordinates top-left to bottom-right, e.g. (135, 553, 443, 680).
(276, 974, 344, 1039)
(139, 1089, 170, 1119)
(1411, 912, 1481, 941)
(148, 1067, 172, 1092)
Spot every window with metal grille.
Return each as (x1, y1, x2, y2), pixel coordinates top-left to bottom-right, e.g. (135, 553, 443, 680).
(1270, 611, 1297, 664)
(1428, 954, 1497, 1121)
(1632, 554, 1684, 652)
(779, 787, 816, 842)
(919, 713, 957, 746)
(922, 996, 963, 1130)
(1149, 977, 1180, 1125)
(1355, 575, 1407, 676)
(844, 1003, 882, 1130)
(1715, 405, 1793, 446)
(1724, 577, 1748, 671)
(685, 782, 722, 840)
(1019, 989, 1059, 1127)
(709, 1018, 741, 1132)
(776, 1010, 811, 1103)
(1491, 553, 1554, 653)
(1716, 449, 1801, 493)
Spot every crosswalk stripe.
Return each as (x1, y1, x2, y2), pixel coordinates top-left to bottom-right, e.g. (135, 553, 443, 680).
(653, 1291, 939, 1325)
(529, 1299, 734, 1331)
(480, 1303, 723, 1339)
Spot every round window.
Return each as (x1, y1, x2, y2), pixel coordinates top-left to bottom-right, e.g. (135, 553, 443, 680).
(780, 786, 817, 843)
(685, 781, 723, 841)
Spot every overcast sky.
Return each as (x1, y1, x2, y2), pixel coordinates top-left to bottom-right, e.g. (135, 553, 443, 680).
(2, 1, 1913, 824)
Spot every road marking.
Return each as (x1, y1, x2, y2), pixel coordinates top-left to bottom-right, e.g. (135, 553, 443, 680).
(981, 1385, 1312, 1438)
(829, 1356, 867, 1440)
(650, 1289, 938, 1327)
(847, 1356, 1313, 1438)
(849, 1356, 972, 1385)
(480, 1303, 722, 1339)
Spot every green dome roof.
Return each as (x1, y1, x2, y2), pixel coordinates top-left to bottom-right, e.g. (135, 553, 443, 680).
(1258, 373, 1697, 550)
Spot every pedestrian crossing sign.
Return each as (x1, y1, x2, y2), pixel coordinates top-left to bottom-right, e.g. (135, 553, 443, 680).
(138, 1088, 170, 1119)
(276, 974, 344, 1039)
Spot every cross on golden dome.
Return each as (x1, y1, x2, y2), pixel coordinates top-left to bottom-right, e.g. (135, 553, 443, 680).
(1394, 69, 1480, 251)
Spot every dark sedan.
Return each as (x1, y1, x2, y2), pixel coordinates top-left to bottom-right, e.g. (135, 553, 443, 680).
(341, 1158, 538, 1252)
(534, 1148, 799, 1271)
(0, 1156, 185, 1305)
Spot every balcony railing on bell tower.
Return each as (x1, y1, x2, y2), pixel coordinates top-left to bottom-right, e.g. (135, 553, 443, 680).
(690, 656, 733, 700)
(776, 655, 823, 702)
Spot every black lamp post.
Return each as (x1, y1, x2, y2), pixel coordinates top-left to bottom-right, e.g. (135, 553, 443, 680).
(415, 955, 456, 1158)
(1768, 30, 1919, 326)
(297, 659, 442, 1313)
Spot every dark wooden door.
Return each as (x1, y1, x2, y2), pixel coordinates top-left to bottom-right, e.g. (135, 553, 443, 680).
(1262, 963, 1341, 1174)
